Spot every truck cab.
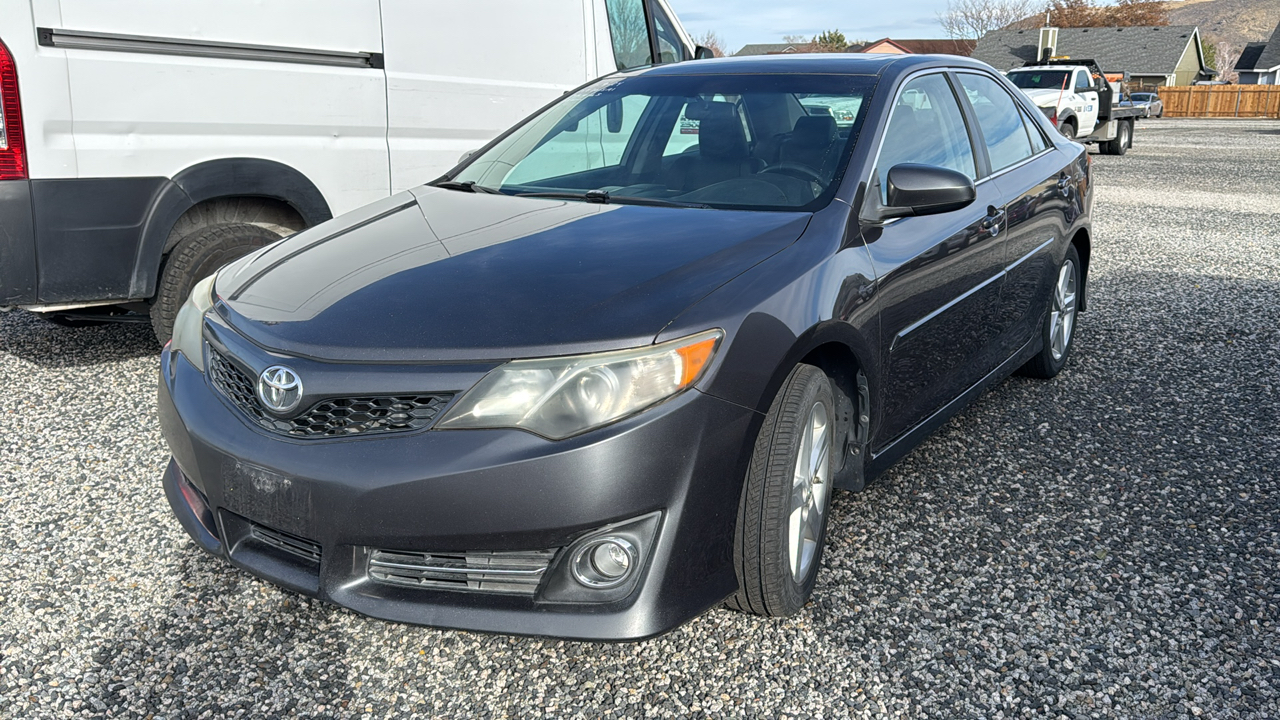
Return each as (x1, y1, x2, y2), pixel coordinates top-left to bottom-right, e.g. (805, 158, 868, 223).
(1006, 63, 1105, 139)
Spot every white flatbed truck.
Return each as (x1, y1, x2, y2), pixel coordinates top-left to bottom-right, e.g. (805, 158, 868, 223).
(1006, 59, 1143, 156)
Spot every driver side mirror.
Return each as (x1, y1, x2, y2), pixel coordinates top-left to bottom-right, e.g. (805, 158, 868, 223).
(862, 164, 976, 222)
(694, 45, 716, 60)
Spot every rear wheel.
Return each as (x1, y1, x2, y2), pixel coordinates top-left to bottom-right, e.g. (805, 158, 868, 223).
(726, 364, 836, 617)
(1019, 244, 1081, 379)
(150, 223, 282, 343)
(1103, 120, 1130, 156)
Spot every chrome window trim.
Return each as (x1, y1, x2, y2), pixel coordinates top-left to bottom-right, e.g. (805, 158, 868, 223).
(36, 27, 383, 69)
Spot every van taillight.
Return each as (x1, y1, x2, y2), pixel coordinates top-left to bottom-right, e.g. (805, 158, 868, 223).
(0, 38, 27, 181)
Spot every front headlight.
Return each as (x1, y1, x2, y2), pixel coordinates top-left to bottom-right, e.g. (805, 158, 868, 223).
(437, 329, 723, 439)
(170, 274, 218, 373)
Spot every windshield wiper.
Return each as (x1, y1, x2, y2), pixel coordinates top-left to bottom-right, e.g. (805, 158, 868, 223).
(433, 180, 503, 195)
(516, 189, 709, 209)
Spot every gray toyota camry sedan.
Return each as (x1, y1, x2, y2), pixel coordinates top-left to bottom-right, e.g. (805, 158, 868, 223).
(159, 53, 1092, 640)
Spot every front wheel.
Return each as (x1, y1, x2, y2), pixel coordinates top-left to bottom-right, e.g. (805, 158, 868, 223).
(726, 364, 836, 617)
(1059, 119, 1077, 141)
(1019, 245, 1081, 379)
(150, 223, 282, 343)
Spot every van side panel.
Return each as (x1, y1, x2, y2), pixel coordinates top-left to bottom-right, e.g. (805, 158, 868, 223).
(382, 0, 594, 192)
(54, 0, 390, 216)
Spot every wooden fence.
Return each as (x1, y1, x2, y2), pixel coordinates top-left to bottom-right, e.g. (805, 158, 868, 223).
(1159, 85, 1280, 118)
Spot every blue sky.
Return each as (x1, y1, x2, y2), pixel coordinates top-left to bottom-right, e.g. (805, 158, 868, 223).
(669, 0, 951, 53)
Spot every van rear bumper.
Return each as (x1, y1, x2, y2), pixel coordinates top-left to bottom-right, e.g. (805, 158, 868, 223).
(0, 179, 37, 305)
(0, 176, 169, 307)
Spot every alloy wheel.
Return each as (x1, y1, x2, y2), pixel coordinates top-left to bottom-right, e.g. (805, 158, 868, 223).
(788, 400, 830, 580)
(1049, 259, 1078, 361)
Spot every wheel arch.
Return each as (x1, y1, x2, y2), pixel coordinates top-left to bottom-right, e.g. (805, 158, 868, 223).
(128, 158, 334, 299)
(750, 321, 877, 492)
(1070, 227, 1091, 312)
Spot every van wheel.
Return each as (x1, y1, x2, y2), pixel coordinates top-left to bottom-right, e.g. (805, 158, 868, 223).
(150, 223, 282, 343)
(726, 364, 836, 617)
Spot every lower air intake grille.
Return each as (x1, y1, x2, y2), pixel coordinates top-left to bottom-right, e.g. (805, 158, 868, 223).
(208, 349, 452, 439)
(250, 524, 322, 564)
(368, 549, 557, 595)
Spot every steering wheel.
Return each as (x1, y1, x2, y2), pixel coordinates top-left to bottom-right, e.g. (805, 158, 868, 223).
(760, 162, 824, 183)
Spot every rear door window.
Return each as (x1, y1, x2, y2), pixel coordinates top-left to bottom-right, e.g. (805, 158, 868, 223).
(957, 73, 1035, 173)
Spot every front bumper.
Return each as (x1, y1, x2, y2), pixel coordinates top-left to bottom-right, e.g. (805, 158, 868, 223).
(158, 345, 760, 641)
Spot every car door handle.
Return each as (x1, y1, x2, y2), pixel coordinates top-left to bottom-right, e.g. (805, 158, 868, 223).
(982, 206, 1005, 237)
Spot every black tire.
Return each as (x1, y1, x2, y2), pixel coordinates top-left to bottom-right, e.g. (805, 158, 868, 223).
(726, 364, 837, 617)
(150, 223, 282, 343)
(1102, 120, 1130, 156)
(1059, 119, 1077, 140)
(1019, 244, 1082, 379)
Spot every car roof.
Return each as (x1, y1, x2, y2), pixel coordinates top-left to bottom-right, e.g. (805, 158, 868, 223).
(632, 53, 998, 80)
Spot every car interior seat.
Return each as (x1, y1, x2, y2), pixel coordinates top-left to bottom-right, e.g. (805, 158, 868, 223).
(665, 102, 765, 192)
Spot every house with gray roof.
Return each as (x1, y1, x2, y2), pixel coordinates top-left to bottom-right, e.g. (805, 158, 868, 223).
(734, 43, 803, 56)
(973, 25, 1215, 87)
(1234, 21, 1280, 84)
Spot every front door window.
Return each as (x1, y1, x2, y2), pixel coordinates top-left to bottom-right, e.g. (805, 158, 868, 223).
(605, 0, 654, 71)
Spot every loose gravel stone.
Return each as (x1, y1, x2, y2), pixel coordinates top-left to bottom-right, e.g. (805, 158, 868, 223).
(1, 118, 1277, 719)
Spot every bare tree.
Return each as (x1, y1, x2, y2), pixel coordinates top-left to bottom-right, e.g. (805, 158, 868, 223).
(693, 30, 727, 57)
(938, 0, 1037, 40)
(1214, 40, 1241, 83)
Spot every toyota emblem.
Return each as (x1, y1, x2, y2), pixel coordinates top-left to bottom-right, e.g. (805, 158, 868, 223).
(257, 365, 303, 414)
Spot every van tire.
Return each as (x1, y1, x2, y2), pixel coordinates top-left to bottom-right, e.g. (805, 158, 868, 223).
(150, 223, 282, 343)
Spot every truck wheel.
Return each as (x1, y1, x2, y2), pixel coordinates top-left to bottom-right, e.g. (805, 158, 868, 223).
(1103, 120, 1130, 156)
(150, 223, 282, 343)
(1059, 119, 1077, 140)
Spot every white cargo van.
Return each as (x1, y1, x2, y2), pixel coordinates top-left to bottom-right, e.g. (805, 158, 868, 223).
(0, 0, 706, 339)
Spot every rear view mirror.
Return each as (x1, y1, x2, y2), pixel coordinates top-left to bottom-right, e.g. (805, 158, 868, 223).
(606, 100, 624, 133)
(885, 164, 975, 215)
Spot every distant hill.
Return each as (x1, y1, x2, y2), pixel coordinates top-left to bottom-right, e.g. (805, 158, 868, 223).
(1165, 0, 1278, 47)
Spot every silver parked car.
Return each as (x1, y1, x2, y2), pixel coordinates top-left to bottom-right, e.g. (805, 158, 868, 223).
(1125, 92, 1164, 118)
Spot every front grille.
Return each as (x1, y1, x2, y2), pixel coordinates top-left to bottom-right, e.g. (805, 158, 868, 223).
(250, 524, 322, 564)
(208, 349, 452, 439)
(368, 548, 558, 595)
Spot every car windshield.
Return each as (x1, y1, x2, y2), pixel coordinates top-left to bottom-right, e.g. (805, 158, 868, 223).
(445, 72, 877, 212)
(1007, 70, 1071, 90)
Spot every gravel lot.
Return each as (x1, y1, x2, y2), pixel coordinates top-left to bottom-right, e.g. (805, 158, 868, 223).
(2, 119, 1278, 719)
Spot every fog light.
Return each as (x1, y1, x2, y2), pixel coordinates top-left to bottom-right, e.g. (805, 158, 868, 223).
(571, 537, 636, 588)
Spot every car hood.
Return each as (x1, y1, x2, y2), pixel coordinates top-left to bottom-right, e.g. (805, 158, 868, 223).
(1020, 88, 1071, 107)
(214, 187, 811, 362)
